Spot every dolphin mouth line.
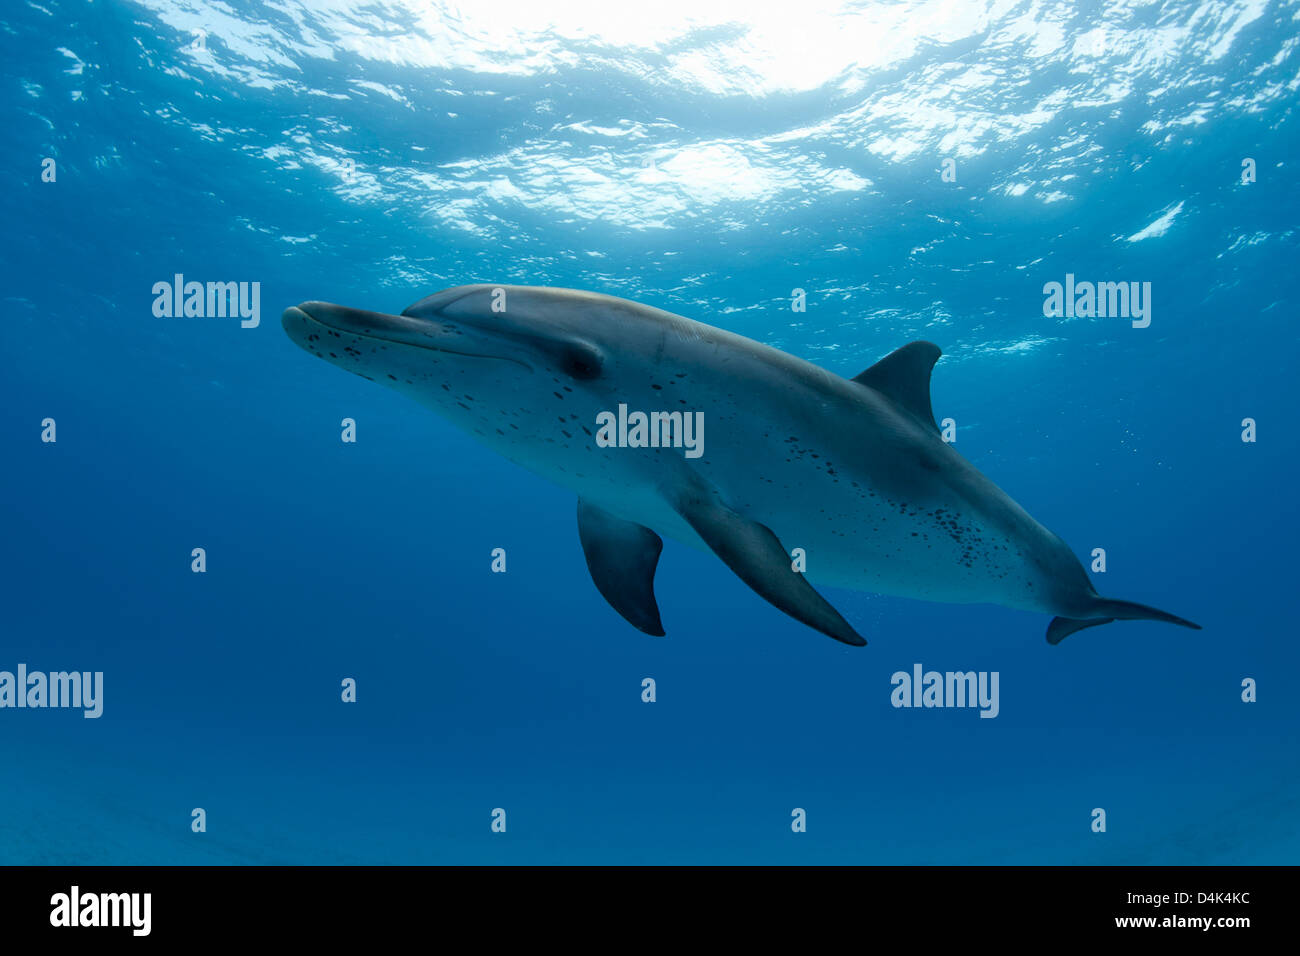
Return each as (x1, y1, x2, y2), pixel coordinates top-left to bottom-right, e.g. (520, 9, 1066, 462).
(285, 306, 533, 372)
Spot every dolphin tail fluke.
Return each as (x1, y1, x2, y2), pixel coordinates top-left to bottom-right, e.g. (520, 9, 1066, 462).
(1094, 598, 1202, 630)
(1046, 598, 1201, 645)
(1046, 616, 1114, 644)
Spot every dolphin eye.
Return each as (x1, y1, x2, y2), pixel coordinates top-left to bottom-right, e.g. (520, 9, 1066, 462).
(562, 345, 603, 381)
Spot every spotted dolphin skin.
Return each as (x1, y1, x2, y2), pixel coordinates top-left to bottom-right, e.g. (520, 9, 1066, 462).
(282, 285, 1199, 647)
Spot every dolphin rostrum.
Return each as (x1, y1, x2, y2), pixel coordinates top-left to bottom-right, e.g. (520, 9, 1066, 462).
(282, 285, 1199, 646)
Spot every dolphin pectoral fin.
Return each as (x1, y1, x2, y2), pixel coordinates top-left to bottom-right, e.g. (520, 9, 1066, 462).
(1046, 616, 1115, 645)
(576, 499, 665, 636)
(674, 495, 866, 647)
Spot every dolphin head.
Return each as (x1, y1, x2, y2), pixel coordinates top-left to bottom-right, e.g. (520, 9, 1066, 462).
(282, 284, 684, 466)
(281, 284, 661, 400)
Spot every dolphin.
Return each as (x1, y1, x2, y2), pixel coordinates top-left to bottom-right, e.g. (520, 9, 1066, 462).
(282, 284, 1199, 647)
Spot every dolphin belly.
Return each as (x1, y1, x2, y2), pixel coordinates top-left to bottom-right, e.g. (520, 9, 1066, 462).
(726, 467, 1039, 608)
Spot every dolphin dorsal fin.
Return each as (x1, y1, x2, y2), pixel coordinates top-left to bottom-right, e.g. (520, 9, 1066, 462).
(852, 341, 942, 434)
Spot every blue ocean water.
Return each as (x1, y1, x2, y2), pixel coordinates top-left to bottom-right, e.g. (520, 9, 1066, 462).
(2, 0, 1297, 865)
